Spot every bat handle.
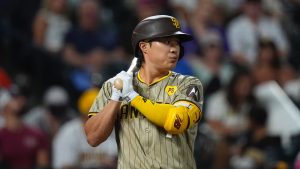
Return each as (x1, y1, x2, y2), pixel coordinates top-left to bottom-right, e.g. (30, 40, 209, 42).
(114, 78, 123, 90)
(113, 57, 138, 91)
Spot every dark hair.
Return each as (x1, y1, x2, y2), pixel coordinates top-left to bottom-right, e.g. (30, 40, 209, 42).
(248, 104, 268, 126)
(136, 49, 144, 69)
(258, 39, 281, 69)
(226, 67, 254, 109)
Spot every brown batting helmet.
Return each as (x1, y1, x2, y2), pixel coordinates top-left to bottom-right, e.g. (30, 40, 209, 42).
(131, 15, 193, 59)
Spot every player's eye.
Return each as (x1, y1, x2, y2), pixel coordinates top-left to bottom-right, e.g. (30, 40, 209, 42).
(165, 39, 173, 44)
(151, 38, 180, 46)
(161, 39, 179, 46)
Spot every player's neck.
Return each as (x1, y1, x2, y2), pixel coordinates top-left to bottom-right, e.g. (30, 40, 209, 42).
(139, 66, 169, 85)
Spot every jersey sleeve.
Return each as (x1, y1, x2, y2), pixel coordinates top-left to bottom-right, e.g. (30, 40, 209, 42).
(88, 80, 112, 117)
(173, 76, 204, 111)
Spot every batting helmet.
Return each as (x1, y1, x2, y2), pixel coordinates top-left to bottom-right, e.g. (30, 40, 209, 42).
(131, 15, 193, 59)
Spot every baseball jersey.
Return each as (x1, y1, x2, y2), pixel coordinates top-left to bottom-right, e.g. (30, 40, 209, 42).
(89, 71, 203, 169)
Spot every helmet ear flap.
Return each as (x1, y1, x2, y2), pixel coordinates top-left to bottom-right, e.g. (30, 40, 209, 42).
(179, 45, 184, 59)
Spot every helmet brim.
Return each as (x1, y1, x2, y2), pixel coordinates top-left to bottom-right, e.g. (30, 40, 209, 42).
(147, 31, 193, 43)
(173, 31, 193, 42)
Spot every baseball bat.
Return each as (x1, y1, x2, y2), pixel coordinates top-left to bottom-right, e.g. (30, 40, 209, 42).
(114, 57, 138, 90)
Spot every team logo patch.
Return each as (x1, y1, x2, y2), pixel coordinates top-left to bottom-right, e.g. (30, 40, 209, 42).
(171, 17, 180, 29)
(174, 114, 182, 129)
(186, 85, 200, 102)
(165, 86, 177, 96)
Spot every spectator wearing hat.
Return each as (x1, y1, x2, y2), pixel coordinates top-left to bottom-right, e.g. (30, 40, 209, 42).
(23, 86, 77, 139)
(52, 88, 117, 169)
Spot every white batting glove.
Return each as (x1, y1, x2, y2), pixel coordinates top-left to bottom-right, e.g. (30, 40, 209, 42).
(117, 71, 138, 102)
(108, 78, 122, 102)
(110, 86, 122, 101)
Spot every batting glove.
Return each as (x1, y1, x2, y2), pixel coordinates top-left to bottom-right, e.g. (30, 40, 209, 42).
(117, 71, 138, 102)
(110, 86, 122, 102)
(108, 78, 122, 102)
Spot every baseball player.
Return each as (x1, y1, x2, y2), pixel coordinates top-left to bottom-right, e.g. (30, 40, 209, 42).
(84, 15, 204, 169)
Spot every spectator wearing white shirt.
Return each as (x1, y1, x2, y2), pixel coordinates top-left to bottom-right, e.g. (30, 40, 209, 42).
(227, 0, 289, 66)
(33, 0, 71, 53)
(52, 88, 117, 169)
(204, 68, 255, 169)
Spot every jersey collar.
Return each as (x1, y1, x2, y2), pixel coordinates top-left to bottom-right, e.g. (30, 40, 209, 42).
(137, 71, 172, 86)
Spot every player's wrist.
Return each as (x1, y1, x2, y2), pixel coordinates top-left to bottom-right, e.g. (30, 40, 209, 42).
(123, 90, 138, 102)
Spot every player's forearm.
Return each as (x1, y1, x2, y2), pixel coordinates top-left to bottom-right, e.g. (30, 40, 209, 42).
(131, 95, 201, 134)
(131, 96, 170, 126)
(84, 101, 120, 147)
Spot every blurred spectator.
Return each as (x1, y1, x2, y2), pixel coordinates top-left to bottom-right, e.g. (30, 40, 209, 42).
(135, 0, 168, 21)
(53, 88, 117, 169)
(295, 152, 300, 169)
(23, 86, 77, 139)
(62, 0, 118, 97)
(262, 0, 285, 20)
(227, 0, 289, 66)
(181, 0, 225, 57)
(230, 105, 284, 169)
(0, 0, 41, 77)
(33, 0, 71, 53)
(0, 89, 11, 128)
(252, 39, 281, 85)
(205, 68, 255, 169)
(284, 0, 300, 71)
(173, 0, 229, 75)
(0, 67, 12, 89)
(0, 90, 50, 169)
(187, 32, 234, 97)
(213, 0, 244, 16)
(278, 64, 300, 108)
(168, 0, 197, 26)
(116, 0, 170, 58)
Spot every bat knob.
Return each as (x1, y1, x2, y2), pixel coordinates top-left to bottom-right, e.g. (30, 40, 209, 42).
(114, 78, 123, 90)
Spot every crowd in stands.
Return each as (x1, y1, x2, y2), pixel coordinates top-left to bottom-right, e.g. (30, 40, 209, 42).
(1, 0, 300, 168)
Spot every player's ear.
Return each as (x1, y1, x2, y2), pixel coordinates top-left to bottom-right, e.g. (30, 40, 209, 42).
(139, 41, 148, 54)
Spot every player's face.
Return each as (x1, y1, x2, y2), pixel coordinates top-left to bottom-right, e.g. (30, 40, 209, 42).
(145, 36, 180, 71)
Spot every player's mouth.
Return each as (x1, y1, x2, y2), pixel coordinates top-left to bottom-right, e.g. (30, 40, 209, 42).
(168, 57, 178, 65)
(168, 56, 177, 60)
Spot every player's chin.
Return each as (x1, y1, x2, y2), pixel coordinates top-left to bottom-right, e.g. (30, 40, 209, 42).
(168, 61, 178, 69)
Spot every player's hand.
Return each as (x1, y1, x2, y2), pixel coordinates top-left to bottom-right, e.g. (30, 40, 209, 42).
(116, 71, 138, 102)
(108, 78, 122, 102)
(110, 86, 122, 102)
